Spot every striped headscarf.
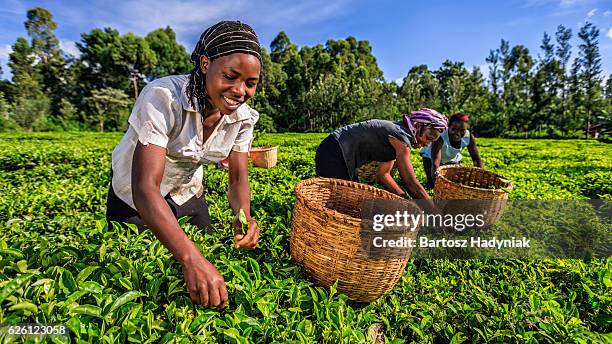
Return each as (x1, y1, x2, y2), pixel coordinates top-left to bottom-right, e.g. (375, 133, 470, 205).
(402, 108, 448, 137)
(187, 21, 262, 113)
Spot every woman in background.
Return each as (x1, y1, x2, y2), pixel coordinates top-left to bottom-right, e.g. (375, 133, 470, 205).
(420, 113, 483, 189)
(315, 108, 448, 200)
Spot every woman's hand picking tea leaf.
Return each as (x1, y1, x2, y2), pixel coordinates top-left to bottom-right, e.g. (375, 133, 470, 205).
(233, 208, 259, 249)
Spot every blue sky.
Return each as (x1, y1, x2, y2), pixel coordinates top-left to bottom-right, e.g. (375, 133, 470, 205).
(1, 0, 611, 83)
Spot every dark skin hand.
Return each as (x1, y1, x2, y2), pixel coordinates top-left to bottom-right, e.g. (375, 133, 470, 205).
(228, 149, 259, 249)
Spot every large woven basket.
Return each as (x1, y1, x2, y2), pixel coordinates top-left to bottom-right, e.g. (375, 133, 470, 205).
(434, 166, 512, 224)
(357, 161, 398, 183)
(249, 146, 278, 168)
(291, 177, 417, 302)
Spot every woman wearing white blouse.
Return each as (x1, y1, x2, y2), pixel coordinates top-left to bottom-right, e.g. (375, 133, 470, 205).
(106, 21, 262, 309)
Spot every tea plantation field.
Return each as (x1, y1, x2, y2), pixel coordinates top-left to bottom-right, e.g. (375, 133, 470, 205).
(0, 132, 610, 343)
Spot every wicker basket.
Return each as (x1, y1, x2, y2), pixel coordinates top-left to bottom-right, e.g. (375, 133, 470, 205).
(357, 161, 398, 183)
(291, 177, 418, 302)
(249, 146, 278, 168)
(434, 166, 512, 225)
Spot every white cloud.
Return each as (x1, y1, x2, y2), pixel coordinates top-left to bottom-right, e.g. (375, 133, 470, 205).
(0, 44, 12, 60)
(604, 10, 612, 17)
(607, 27, 612, 39)
(0, 44, 13, 80)
(52, 0, 350, 49)
(521, 0, 586, 8)
(521, 0, 551, 7)
(526, 0, 595, 17)
(59, 40, 81, 58)
(560, 0, 588, 8)
(587, 8, 597, 17)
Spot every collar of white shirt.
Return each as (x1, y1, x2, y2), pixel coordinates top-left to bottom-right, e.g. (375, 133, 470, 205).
(178, 78, 252, 124)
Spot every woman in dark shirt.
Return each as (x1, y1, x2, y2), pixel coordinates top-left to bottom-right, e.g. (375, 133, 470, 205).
(315, 108, 448, 200)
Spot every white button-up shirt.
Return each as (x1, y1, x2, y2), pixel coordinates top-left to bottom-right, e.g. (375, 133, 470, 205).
(111, 74, 259, 209)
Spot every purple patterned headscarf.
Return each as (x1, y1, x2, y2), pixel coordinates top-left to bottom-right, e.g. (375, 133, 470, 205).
(402, 108, 448, 137)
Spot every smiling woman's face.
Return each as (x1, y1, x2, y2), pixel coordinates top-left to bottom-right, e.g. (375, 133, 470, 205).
(448, 120, 469, 142)
(201, 53, 261, 115)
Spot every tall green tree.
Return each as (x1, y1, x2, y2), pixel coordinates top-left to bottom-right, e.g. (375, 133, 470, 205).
(145, 26, 191, 78)
(531, 32, 561, 133)
(78, 28, 157, 95)
(398, 65, 440, 113)
(567, 57, 585, 134)
(485, 48, 502, 112)
(249, 47, 283, 128)
(85, 87, 131, 132)
(435, 60, 470, 114)
(498, 39, 511, 94)
(576, 22, 603, 138)
(488, 39, 511, 114)
(555, 25, 572, 133)
(600, 74, 612, 136)
(25, 7, 60, 60)
(462, 67, 491, 117)
(268, 32, 303, 130)
(9, 38, 41, 99)
(76, 28, 156, 122)
(504, 45, 534, 136)
(8, 37, 49, 130)
(24, 7, 67, 117)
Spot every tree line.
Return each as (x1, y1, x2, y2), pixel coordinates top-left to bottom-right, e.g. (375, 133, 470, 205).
(0, 7, 610, 138)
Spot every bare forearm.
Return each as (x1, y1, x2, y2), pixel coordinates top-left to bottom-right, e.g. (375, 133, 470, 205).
(468, 136, 482, 168)
(430, 159, 441, 185)
(403, 175, 429, 199)
(133, 188, 196, 263)
(378, 174, 406, 197)
(228, 179, 251, 218)
(396, 156, 430, 200)
(398, 174, 436, 212)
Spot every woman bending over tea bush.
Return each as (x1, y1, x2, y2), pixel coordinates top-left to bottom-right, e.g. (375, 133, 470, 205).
(106, 21, 262, 309)
(315, 108, 448, 200)
(420, 113, 483, 189)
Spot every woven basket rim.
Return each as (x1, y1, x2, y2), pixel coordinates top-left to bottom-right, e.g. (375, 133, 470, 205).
(436, 165, 513, 194)
(250, 145, 278, 152)
(295, 177, 406, 225)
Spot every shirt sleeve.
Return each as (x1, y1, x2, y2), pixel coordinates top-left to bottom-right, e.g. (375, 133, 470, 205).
(232, 108, 260, 152)
(127, 85, 177, 148)
(386, 121, 413, 147)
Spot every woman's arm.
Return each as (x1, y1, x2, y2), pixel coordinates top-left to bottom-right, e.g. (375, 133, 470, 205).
(376, 161, 406, 197)
(467, 133, 483, 168)
(388, 136, 430, 200)
(227, 150, 259, 249)
(429, 138, 443, 187)
(132, 142, 227, 308)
